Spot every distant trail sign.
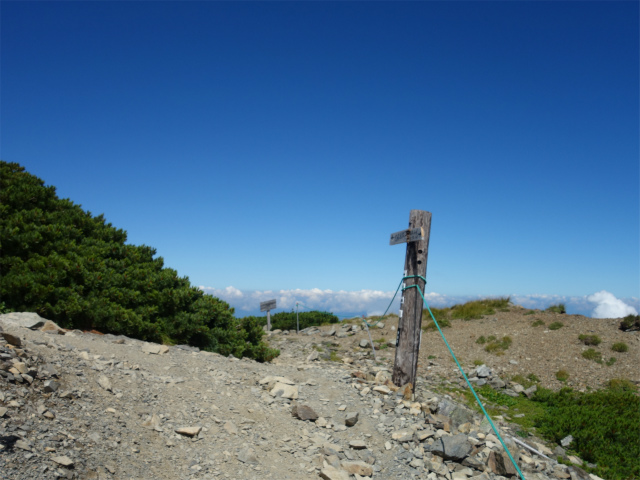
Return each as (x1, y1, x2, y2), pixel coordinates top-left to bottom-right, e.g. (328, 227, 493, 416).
(260, 299, 277, 332)
(389, 227, 425, 246)
(260, 299, 277, 312)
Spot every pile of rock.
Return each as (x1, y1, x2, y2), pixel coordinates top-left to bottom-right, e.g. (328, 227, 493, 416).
(466, 365, 538, 398)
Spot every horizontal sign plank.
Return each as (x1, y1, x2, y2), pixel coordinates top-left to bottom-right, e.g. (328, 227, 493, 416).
(389, 227, 424, 246)
(260, 299, 277, 312)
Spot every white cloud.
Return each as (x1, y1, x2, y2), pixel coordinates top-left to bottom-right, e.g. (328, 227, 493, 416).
(199, 286, 640, 319)
(587, 290, 638, 319)
(201, 286, 481, 317)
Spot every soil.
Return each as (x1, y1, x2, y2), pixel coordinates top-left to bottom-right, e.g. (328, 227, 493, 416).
(280, 305, 640, 392)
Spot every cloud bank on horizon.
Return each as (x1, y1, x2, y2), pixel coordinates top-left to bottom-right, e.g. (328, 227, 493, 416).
(200, 286, 638, 319)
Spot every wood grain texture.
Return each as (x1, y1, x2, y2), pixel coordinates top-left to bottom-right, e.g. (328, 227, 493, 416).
(392, 210, 432, 390)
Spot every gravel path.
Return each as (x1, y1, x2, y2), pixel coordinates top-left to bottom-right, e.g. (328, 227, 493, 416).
(1, 309, 636, 480)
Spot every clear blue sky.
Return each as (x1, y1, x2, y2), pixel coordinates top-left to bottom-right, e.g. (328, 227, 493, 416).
(2, 1, 638, 317)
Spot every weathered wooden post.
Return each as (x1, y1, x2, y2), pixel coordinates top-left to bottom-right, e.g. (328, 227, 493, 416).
(390, 210, 432, 392)
(260, 299, 277, 332)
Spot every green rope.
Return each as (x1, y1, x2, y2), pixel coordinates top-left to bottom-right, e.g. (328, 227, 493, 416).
(361, 278, 404, 329)
(401, 277, 526, 480)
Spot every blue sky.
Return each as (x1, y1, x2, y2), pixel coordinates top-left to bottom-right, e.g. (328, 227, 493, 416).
(2, 1, 638, 318)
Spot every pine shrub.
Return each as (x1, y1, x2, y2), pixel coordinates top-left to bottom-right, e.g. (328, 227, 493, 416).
(0, 161, 277, 362)
(578, 334, 602, 346)
(533, 386, 640, 480)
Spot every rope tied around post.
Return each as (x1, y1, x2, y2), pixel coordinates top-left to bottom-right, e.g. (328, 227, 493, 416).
(398, 276, 526, 480)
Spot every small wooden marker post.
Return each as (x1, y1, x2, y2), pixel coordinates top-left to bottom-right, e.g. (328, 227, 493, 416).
(390, 210, 432, 393)
(260, 299, 277, 332)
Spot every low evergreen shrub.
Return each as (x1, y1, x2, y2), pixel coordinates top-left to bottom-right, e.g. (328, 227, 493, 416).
(484, 336, 512, 354)
(549, 321, 564, 330)
(582, 348, 602, 363)
(531, 319, 545, 327)
(532, 386, 640, 480)
(422, 317, 451, 331)
(578, 334, 602, 346)
(546, 304, 566, 314)
(0, 161, 278, 362)
(611, 342, 628, 353)
(619, 314, 639, 332)
(555, 370, 569, 382)
(243, 310, 338, 332)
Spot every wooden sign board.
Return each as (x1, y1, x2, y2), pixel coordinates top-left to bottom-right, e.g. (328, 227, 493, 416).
(260, 299, 277, 312)
(389, 227, 424, 246)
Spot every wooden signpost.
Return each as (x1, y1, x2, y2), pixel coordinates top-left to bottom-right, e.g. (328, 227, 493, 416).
(260, 299, 277, 332)
(390, 210, 432, 393)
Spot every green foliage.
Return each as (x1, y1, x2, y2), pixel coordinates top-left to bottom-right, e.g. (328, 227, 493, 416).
(475, 336, 487, 344)
(532, 387, 640, 480)
(546, 303, 566, 314)
(0, 161, 277, 362)
(605, 357, 617, 366)
(450, 297, 511, 320)
(473, 359, 483, 366)
(549, 321, 564, 330)
(555, 370, 570, 382)
(619, 314, 639, 332)
(524, 310, 536, 315)
(244, 310, 338, 332)
(422, 316, 451, 331)
(484, 336, 512, 354)
(579, 334, 602, 346)
(472, 385, 517, 407)
(607, 378, 637, 392)
(531, 319, 545, 327)
(0, 301, 11, 314)
(527, 373, 540, 383)
(422, 297, 510, 325)
(582, 348, 602, 363)
(511, 374, 539, 389)
(328, 350, 342, 362)
(611, 342, 628, 353)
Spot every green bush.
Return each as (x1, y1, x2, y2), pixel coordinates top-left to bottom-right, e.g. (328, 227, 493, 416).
(605, 357, 617, 366)
(0, 161, 278, 362)
(582, 348, 602, 363)
(484, 336, 512, 354)
(531, 319, 545, 327)
(579, 334, 602, 346)
(607, 378, 637, 392)
(512, 374, 538, 389)
(450, 297, 511, 320)
(619, 314, 639, 332)
(476, 336, 487, 344)
(546, 303, 566, 314)
(533, 387, 640, 480)
(611, 342, 628, 353)
(549, 321, 564, 330)
(555, 370, 570, 382)
(244, 310, 338, 332)
(422, 317, 451, 331)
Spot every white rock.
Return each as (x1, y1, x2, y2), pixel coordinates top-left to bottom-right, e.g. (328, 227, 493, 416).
(270, 382, 298, 399)
(97, 375, 112, 392)
(372, 385, 391, 394)
(52, 456, 74, 467)
(175, 426, 202, 437)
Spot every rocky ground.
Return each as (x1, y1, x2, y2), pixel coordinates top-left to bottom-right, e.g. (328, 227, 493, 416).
(0, 308, 637, 480)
